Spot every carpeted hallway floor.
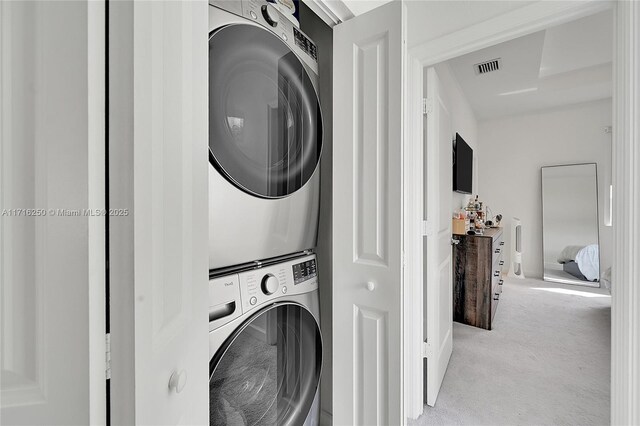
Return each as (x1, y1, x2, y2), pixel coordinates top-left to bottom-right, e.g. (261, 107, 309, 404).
(410, 277, 611, 426)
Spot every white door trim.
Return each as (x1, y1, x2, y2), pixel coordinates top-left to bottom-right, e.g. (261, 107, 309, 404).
(87, 1, 107, 424)
(404, 1, 639, 423)
(409, 0, 612, 67)
(402, 54, 424, 420)
(301, 0, 353, 27)
(611, 2, 640, 423)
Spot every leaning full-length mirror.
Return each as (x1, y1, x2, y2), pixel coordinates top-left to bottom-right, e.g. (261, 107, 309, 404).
(542, 163, 600, 286)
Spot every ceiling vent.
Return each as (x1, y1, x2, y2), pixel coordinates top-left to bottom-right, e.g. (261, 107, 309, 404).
(474, 58, 501, 75)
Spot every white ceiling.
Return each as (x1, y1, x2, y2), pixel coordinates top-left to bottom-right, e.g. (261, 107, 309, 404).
(445, 10, 613, 121)
(406, 0, 535, 48)
(341, 0, 391, 17)
(338, 0, 533, 42)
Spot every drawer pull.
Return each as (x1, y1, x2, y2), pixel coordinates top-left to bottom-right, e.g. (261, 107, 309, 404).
(494, 248, 500, 254)
(494, 271, 500, 277)
(499, 279, 504, 285)
(500, 241, 505, 246)
(499, 260, 504, 266)
(493, 293, 500, 301)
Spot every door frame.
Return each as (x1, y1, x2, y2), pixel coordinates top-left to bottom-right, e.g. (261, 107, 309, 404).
(404, 1, 640, 423)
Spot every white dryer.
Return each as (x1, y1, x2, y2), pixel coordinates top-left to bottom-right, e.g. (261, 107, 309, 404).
(209, 254, 322, 425)
(208, 0, 323, 271)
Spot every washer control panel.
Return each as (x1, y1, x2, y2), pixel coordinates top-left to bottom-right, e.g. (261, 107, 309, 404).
(261, 274, 279, 295)
(209, 254, 318, 329)
(292, 258, 317, 285)
(239, 254, 318, 314)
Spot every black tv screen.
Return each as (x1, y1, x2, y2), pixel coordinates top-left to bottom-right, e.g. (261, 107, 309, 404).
(453, 133, 473, 194)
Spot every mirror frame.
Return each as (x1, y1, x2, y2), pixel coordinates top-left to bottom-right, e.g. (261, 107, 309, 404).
(541, 162, 601, 287)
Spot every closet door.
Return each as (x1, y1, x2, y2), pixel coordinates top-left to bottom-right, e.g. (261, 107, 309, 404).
(333, 2, 406, 424)
(0, 1, 106, 424)
(108, 1, 209, 424)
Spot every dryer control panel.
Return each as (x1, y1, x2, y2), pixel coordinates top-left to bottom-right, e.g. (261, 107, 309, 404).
(209, 0, 319, 74)
(209, 254, 318, 331)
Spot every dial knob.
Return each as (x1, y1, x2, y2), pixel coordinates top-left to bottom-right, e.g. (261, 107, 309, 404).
(261, 274, 279, 295)
(261, 4, 280, 27)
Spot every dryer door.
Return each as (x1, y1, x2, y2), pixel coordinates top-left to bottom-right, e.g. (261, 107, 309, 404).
(208, 23, 323, 199)
(209, 303, 322, 426)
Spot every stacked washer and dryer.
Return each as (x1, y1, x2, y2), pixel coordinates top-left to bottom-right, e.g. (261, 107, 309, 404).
(208, 1, 324, 425)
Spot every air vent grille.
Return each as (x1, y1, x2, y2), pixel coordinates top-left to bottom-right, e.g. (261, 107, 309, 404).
(475, 58, 501, 75)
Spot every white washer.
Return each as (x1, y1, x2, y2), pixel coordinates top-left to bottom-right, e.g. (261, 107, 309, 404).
(208, 1, 323, 271)
(209, 254, 322, 426)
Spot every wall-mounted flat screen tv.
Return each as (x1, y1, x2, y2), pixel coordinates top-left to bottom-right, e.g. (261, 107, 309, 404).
(453, 133, 473, 194)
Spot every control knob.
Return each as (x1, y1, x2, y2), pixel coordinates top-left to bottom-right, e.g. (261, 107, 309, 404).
(261, 274, 279, 295)
(261, 4, 280, 27)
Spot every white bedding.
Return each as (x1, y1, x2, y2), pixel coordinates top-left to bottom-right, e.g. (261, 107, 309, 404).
(557, 245, 584, 264)
(557, 244, 600, 281)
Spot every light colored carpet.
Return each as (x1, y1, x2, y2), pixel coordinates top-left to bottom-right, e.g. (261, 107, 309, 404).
(410, 277, 611, 426)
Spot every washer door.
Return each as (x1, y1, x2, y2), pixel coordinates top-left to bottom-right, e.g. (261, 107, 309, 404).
(209, 24, 323, 199)
(209, 303, 322, 426)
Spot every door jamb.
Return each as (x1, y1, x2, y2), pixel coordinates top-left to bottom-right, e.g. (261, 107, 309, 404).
(402, 52, 425, 422)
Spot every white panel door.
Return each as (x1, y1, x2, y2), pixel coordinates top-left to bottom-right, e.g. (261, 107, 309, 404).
(333, 2, 405, 425)
(0, 1, 106, 425)
(108, 1, 209, 424)
(132, 2, 209, 424)
(424, 67, 453, 407)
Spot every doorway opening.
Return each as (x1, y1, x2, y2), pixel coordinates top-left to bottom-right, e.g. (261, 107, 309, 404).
(416, 6, 614, 424)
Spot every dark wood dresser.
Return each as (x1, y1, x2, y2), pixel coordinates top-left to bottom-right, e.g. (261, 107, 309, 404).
(452, 227, 505, 330)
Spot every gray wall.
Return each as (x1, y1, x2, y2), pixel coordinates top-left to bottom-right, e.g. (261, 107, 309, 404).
(430, 63, 479, 211)
(478, 99, 613, 279)
(299, 3, 333, 422)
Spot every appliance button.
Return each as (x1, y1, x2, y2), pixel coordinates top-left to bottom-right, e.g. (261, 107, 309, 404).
(249, 10, 257, 19)
(282, 286, 287, 294)
(250, 296, 257, 305)
(261, 4, 279, 27)
(282, 33, 288, 41)
(261, 274, 279, 295)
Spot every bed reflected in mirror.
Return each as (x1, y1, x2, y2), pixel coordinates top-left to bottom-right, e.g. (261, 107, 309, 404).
(542, 163, 600, 287)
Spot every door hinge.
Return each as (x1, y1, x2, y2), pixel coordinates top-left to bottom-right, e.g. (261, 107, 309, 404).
(422, 220, 434, 237)
(422, 98, 433, 115)
(423, 341, 433, 358)
(105, 333, 111, 380)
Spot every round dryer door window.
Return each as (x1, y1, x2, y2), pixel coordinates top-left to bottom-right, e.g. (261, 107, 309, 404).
(209, 303, 322, 426)
(209, 24, 323, 199)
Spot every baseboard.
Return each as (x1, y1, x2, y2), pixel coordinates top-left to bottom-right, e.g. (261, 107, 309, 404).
(320, 409, 332, 426)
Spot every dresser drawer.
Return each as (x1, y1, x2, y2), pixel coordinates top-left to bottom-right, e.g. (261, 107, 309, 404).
(491, 281, 501, 327)
(492, 273, 502, 294)
(453, 227, 504, 330)
(490, 293, 499, 326)
(492, 239, 504, 265)
(491, 255, 503, 281)
(492, 275, 503, 293)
